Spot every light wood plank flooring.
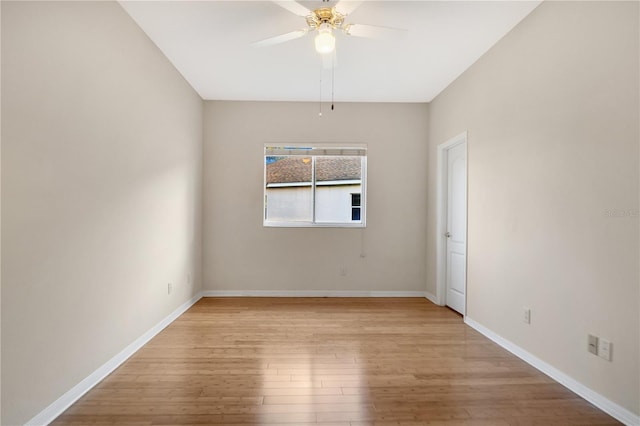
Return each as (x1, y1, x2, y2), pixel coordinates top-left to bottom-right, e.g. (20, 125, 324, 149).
(52, 298, 619, 425)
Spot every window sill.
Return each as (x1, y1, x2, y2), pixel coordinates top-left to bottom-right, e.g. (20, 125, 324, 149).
(263, 221, 366, 228)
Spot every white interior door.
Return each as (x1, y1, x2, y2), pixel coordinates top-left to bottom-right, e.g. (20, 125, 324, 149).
(444, 141, 467, 314)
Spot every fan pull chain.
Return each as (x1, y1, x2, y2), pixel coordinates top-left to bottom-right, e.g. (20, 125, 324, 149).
(331, 52, 335, 110)
(319, 62, 323, 117)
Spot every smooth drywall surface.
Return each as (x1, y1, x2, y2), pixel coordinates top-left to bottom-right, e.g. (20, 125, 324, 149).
(204, 102, 428, 293)
(1, 2, 203, 424)
(0, 3, 3, 422)
(428, 1, 639, 415)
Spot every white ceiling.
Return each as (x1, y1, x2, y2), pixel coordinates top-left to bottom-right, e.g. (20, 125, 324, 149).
(120, 1, 541, 102)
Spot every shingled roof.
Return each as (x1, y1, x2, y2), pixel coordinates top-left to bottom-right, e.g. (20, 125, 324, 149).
(266, 156, 361, 185)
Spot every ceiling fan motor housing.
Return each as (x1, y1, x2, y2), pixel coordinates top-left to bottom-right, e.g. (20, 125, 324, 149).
(306, 8, 345, 30)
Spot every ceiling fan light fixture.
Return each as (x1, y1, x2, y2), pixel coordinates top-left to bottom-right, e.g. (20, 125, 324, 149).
(314, 24, 335, 54)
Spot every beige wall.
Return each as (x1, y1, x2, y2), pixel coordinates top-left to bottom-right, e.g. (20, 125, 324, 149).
(0, 2, 3, 422)
(1, 2, 203, 424)
(204, 101, 428, 293)
(428, 1, 639, 415)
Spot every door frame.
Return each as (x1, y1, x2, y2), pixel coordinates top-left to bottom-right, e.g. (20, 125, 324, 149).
(436, 131, 468, 314)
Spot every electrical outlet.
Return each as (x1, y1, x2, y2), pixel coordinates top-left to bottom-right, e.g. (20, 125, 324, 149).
(588, 334, 598, 355)
(598, 339, 612, 361)
(523, 308, 531, 324)
(168, 283, 172, 295)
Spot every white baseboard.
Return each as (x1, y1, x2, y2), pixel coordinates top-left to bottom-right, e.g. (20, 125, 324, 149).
(26, 293, 203, 426)
(424, 291, 440, 305)
(202, 290, 427, 298)
(464, 317, 640, 426)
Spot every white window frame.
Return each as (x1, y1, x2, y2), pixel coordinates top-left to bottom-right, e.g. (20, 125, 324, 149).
(264, 143, 367, 228)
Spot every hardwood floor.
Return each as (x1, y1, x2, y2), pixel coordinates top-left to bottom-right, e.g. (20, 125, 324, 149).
(52, 298, 619, 425)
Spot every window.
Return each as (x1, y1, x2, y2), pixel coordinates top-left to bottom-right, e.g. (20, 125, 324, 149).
(351, 193, 361, 221)
(264, 144, 366, 227)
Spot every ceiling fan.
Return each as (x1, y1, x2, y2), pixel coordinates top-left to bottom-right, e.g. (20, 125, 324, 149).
(254, 1, 406, 56)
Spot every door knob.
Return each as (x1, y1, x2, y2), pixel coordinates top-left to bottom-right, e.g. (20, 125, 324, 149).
(445, 232, 451, 238)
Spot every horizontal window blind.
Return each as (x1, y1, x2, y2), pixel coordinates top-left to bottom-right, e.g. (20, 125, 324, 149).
(265, 145, 367, 157)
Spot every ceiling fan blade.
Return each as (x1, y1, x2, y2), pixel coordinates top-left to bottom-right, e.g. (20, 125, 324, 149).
(334, 1, 363, 17)
(253, 29, 309, 47)
(272, 1, 312, 17)
(343, 23, 407, 40)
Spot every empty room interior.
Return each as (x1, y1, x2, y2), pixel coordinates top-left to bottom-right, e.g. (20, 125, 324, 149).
(1, 1, 639, 425)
